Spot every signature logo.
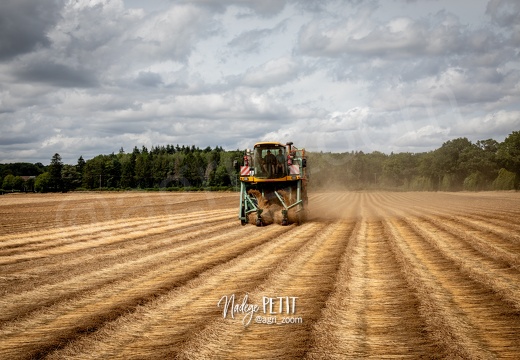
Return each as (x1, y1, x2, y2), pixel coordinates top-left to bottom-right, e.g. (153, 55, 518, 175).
(217, 293, 298, 327)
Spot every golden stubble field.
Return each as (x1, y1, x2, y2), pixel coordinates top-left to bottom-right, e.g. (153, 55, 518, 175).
(0, 190, 519, 359)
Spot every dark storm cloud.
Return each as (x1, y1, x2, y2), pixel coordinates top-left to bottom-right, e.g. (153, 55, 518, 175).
(0, 134, 37, 146)
(15, 60, 98, 88)
(184, 0, 287, 16)
(187, 0, 334, 16)
(135, 71, 163, 87)
(0, 0, 64, 61)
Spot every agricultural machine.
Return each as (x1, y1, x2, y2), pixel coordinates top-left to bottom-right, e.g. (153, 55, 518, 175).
(236, 141, 308, 226)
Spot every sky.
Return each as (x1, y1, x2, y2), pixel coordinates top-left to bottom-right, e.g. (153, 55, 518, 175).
(1, 0, 519, 164)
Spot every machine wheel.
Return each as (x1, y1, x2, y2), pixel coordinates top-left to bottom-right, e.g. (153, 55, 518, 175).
(296, 210, 308, 225)
(240, 206, 247, 226)
(281, 209, 288, 226)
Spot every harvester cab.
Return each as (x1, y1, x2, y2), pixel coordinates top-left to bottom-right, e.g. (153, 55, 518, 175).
(237, 141, 308, 226)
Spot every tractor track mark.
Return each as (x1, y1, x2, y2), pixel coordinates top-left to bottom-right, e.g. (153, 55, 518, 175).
(45, 223, 328, 359)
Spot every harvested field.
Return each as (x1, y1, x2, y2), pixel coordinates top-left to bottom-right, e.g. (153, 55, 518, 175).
(0, 191, 519, 359)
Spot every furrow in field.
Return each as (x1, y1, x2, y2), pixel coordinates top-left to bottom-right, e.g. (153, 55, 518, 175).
(0, 210, 235, 265)
(380, 192, 466, 215)
(452, 212, 520, 241)
(0, 221, 243, 323)
(178, 221, 355, 359)
(45, 223, 327, 360)
(0, 211, 183, 249)
(400, 216, 520, 310)
(376, 192, 446, 216)
(430, 193, 520, 228)
(0, 193, 238, 235)
(308, 192, 362, 220)
(419, 214, 520, 269)
(0, 209, 226, 250)
(307, 219, 434, 359)
(386, 218, 520, 359)
(0, 224, 295, 359)
(0, 220, 236, 296)
(376, 192, 520, 245)
(0, 213, 137, 246)
(0, 220, 60, 235)
(391, 192, 520, 221)
(451, 210, 520, 228)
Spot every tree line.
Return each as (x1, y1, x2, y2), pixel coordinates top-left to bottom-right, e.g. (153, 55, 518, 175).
(1, 131, 519, 193)
(0, 145, 243, 193)
(310, 131, 519, 191)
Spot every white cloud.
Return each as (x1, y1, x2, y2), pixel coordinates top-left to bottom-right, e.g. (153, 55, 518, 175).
(132, 4, 216, 61)
(395, 125, 451, 147)
(451, 110, 520, 138)
(241, 57, 299, 87)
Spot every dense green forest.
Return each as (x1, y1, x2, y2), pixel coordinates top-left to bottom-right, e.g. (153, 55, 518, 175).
(1, 131, 519, 193)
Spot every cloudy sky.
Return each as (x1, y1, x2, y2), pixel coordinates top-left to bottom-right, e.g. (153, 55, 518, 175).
(1, 0, 519, 164)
